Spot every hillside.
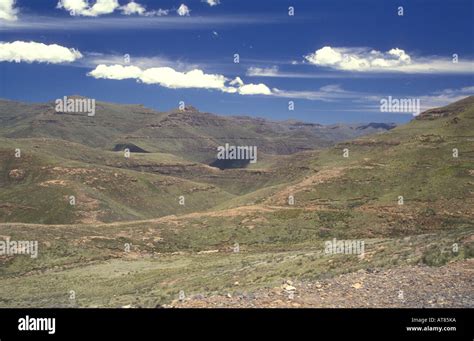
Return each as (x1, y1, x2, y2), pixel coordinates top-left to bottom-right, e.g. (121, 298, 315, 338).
(0, 97, 395, 163)
(0, 97, 395, 224)
(0, 96, 472, 308)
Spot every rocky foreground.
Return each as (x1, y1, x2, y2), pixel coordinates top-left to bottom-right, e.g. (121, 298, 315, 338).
(171, 260, 473, 308)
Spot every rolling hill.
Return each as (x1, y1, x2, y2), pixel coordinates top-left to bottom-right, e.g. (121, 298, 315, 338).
(0, 97, 395, 224)
(0, 96, 472, 308)
(0, 97, 395, 163)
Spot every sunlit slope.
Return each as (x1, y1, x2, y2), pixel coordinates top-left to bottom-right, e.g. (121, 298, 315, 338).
(0, 138, 236, 224)
(263, 96, 474, 234)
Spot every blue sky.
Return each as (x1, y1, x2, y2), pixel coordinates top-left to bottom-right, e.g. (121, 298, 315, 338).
(0, 0, 473, 123)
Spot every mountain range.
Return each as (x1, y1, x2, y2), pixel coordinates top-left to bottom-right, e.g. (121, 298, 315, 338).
(0, 97, 396, 223)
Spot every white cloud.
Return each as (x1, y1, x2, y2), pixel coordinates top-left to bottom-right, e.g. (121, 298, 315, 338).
(0, 0, 17, 21)
(0, 41, 82, 64)
(119, 1, 169, 16)
(238, 83, 272, 95)
(203, 0, 220, 6)
(119, 1, 146, 15)
(57, 0, 170, 17)
(177, 4, 190, 16)
(140, 67, 226, 89)
(88, 64, 142, 79)
(305, 46, 409, 71)
(88, 64, 231, 91)
(57, 0, 119, 17)
(87, 63, 274, 96)
(307, 46, 344, 66)
(228, 76, 272, 95)
(305, 46, 474, 74)
(87, 0, 119, 16)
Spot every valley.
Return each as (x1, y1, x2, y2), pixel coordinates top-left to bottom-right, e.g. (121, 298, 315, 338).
(0, 96, 472, 308)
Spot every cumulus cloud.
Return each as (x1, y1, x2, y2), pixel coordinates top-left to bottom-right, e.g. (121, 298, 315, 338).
(88, 64, 142, 79)
(305, 46, 474, 74)
(56, 0, 119, 17)
(228, 76, 272, 95)
(119, 1, 146, 15)
(56, 0, 170, 17)
(140, 67, 227, 89)
(0, 41, 82, 64)
(87, 63, 274, 96)
(238, 83, 272, 95)
(0, 0, 17, 21)
(177, 4, 190, 16)
(88, 64, 230, 91)
(305, 46, 410, 71)
(203, 0, 220, 6)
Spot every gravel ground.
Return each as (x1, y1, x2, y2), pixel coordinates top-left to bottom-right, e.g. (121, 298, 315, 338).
(172, 260, 473, 308)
